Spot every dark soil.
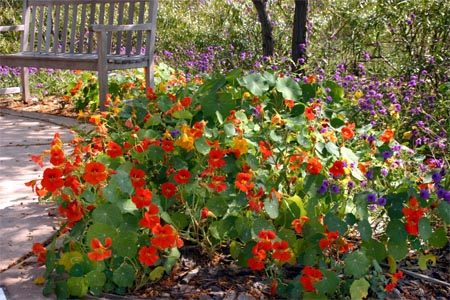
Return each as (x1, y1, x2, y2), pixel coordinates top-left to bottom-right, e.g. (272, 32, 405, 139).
(1, 95, 449, 300)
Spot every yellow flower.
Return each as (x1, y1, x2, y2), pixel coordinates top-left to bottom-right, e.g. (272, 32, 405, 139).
(174, 132, 194, 151)
(34, 276, 46, 285)
(354, 90, 364, 99)
(232, 136, 248, 155)
(243, 92, 251, 99)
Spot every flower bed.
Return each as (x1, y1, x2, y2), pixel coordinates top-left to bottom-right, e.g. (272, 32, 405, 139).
(28, 66, 449, 299)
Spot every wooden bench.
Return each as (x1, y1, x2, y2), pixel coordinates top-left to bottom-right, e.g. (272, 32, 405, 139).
(0, 0, 158, 111)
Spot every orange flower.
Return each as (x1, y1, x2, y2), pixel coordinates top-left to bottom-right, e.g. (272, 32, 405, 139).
(161, 182, 177, 198)
(306, 157, 323, 175)
(299, 266, 323, 292)
(246, 187, 265, 213)
(341, 125, 355, 140)
(132, 187, 153, 209)
(106, 141, 123, 158)
(208, 149, 226, 169)
(174, 169, 191, 184)
(385, 270, 403, 292)
(319, 230, 339, 250)
(306, 74, 316, 84)
(151, 224, 183, 249)
(32, 242, 47, 263)
(235, 172, 254, 193)
(139, 204, 160, 229)
(82, 162, 108, 185)
(284, 99, 295, 108)
(138, 246, 159, 266)
(88, 237, 112, 261)
(329, 160, 345, 177)
(380, 129, 395, 143)
(60, 200, 85, 223)
(50, 148, 65, 166)
(402, 197, 428, 235)
(41, 168, 64, 192)
(292, 216, 310, 234)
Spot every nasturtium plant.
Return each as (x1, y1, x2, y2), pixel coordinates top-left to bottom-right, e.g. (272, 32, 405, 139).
(28, 65, 449, 299)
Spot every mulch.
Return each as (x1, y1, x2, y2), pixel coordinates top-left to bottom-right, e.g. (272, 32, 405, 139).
(1, 95, 449, 300)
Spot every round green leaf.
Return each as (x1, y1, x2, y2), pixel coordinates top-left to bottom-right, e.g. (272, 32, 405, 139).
(85, 270, 106, 287)
(264, 197, 279, 219)
(386, 219, 407, 243)
(344, 251, 370, 278)
(67, 277, 88, 297)
(113, 264, 135, 287)
(358, 219, 372, 242)
(436, 201, 450, 224)
(314, 269, 339, 296)
(419, 217, 432, 240)
(350, 278, 370, 300)
(86, 223, 117, 246)
(92, 204, 124, 227)
(113, 234, 137, 257)
(388, 241, 408, 260)
(429, 227, 447, 248)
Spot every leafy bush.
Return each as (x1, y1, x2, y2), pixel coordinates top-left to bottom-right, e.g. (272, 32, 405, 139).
(29, 67, 449, 299)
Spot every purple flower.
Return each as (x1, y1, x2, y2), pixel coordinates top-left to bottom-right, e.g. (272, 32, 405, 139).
(347, 180, 355, 190)
(377, 197, 387, 206)
(365, 169, 374, 180)
(382, 151, 393, 159)
(381, 168, 389, 176)
(331, 185, 340, 194)
(432, 172, 442, 183)
(367, 193, 377, 203)
(419, 189, 430, 200)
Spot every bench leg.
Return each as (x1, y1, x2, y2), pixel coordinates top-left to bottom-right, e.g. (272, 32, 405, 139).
(145, 60, 155, 91)
(98, 70, 108, 111)
(21, 67, 31, 103)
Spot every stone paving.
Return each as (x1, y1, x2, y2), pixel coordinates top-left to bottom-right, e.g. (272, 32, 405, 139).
(0, 108, 89, 300)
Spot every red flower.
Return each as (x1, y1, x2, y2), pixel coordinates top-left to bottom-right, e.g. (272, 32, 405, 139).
(306, 74, 316, 84)
(132, 188, 153, 209)
(88, 237, 112, 261)
(106, 141, 123, 158)
(32, 242, 47, 263)
(60, 200, 85, 223)
(259, 141, 273, 160)
(82, 162, 108, 185)
(385, 270, 403, 292)
(130, 168, 146, 189)
(138, 246, 159, 266)
(235, 172, 254, 193)
(64, 175, 83, 195)
(247, 244, 266, 271)
(306, 157, 323, 175)
(246, 187, 265, 213)
(50, 148, 65, 166)
(151, 224, 184, 249)
(292, 216, 310, 235)
(402, 197, 428, 235)
(174, 169, 191, 184)
(272, 240, 292, 262)
(299, 266, 323, 292)
(208, 149, 226, 169)
(305, 107, 315, 120)
(329, 160, 345, 177)
(161, 182, 177, 198)
(161, 140, 174, 152)
(284, 99, 295, 108)
(181, 96, 192, 107)
(319, 230, 339, 250)
(201, 207, 216, 219)
(208, 175, 227, 193)
(257, 230, 276, 251)
(139, 204, 160, 229)
(41, 168, 64, 192)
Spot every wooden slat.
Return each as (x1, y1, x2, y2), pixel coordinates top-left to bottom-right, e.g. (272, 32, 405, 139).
(135, 1, 145, 53)
(60, 4, 69, 52)
(36, 6, 45, 52)
(53, 4, 61, 52)
(78, 3, 87, 53)
(0, 25, 25, 32)
(44, 5, 52, 52)
(89, 23, 153, 32)
(115, 2, 125, 55)
(69, 4, 78, 53)
(106, 3, 114, 55)
(29, 6, 37, 51)
(30, 0, 146, 5)
(87, 3, 96, 53)
(125, 2, 135, 55)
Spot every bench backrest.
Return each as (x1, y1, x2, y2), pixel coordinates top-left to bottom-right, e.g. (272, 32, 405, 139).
(22, 0, 157, 56)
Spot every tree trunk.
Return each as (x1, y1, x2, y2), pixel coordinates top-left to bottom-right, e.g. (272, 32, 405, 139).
(252, 0, 274, 57)
(292, 0, 308, 72)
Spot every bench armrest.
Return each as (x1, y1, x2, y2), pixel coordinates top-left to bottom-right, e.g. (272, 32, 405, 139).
(89, 23, 154, 32)
(0, 25, 25, 32)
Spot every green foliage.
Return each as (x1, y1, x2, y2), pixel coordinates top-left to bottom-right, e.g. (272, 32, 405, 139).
(29, 68, 449, 299)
